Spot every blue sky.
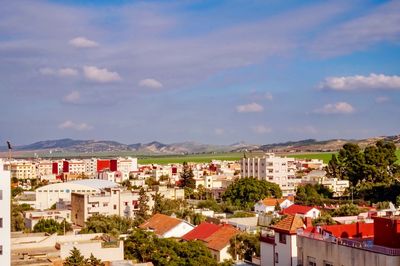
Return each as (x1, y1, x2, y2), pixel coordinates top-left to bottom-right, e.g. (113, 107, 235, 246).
(1, 0, 399, 145)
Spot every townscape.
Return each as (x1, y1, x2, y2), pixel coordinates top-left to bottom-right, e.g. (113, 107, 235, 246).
(1, 139, 399, 265)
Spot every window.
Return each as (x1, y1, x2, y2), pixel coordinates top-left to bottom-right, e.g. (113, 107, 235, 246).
(279, 233, 286, 244)
(324, 261, 333, 266)
(307, 256, 316, 266)
(0, 190, 2, 200)
(113, 205, 117, 210)
(0, 218, 2, 228)
(125, 202, 128, 206)
(274, 252, 278, 263)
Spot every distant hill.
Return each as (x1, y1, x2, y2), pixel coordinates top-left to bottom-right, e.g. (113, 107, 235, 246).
(1, 134, 398, 155)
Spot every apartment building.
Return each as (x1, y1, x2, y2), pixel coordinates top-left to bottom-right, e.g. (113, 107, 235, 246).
(117, 157, 138, 173)
(9, 160, 37, 180)
(24, 210, 71, 230)
(240, 152, 299, 196)
(83, 158, 97, 177)
(0, 160, 11, 266)
(71, 187, 154, 226)
(37, 160, 54, 177)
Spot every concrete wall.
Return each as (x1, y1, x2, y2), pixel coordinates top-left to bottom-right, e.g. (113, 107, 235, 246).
(260, 241, 274, 266)
(297, 235, 400, 266)
(60, 240, 124, 262)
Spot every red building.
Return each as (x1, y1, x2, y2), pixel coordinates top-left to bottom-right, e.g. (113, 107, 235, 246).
(97, 159, 110, 172)
(373, 216, 400, 248)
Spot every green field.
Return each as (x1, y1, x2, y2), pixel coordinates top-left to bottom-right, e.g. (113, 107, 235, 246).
(138, 152, 243, 164)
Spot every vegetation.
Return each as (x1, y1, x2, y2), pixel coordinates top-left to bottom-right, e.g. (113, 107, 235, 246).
(134, 188, 150, 225)
(33, 218, 72, 235)
(312, 212, 336, 226)
(230, 211, 256, 218)
(228, 232, 260, 261)
(63, 247, 104, 266)
(124, 228, 218, 265)
(331, 203, 362, 217)
(180, 162, 196, 189)
(80, 215, 135, 235)
(11, 203, 33, 232)
(223, 178, 282, 210)
(295, 184, 333, 206)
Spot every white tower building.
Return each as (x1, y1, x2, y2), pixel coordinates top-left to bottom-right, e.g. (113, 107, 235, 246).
(0, 159, 11, 265)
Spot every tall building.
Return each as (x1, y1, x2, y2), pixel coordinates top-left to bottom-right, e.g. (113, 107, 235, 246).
(0, 159, 11, 265)
(240, 152, 300, 196)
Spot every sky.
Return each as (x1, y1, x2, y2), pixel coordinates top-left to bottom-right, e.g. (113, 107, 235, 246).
(1, 0, 400, 145)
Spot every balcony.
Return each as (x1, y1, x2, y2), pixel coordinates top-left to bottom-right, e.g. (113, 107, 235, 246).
(298, 230, 400, 256)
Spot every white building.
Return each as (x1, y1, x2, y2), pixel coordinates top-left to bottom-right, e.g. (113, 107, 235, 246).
(83, 158, 97, 177)
(260, 214, 305, 266)
(241, 152, 300, 196)
(254, 198, 294, 214)
(303, 170, 350, 197)
(139, 213, 194, 238)
(117, 157, 138, 173)
(0, 160, 11, 266)
(24, 209, 71, 230)
(35, 179, 118, 210)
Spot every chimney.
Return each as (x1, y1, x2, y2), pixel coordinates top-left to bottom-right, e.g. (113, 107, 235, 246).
(305, 217, 313, 228)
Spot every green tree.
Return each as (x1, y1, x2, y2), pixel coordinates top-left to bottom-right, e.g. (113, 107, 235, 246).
(228, 233, 259, 261)
(222, 178, 282, 210)
(180, 162, 196, 189)
(295, 184, 332, 206)
(325, 154, 343, 179)
(337, 143, 365, 186)
(135, 188, 150, 225)
(312, 212, 336, 226)
(63, 247, 85, 266)
(11, 203, 33, 232)
(80, 214, 134, 235)
(86, 253, 105, 266)
(331, 204, 361, 217)
(33, 218, 72, 235)
(152, 192, 165, 214)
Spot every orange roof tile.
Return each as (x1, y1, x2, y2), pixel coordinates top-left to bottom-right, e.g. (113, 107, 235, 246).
(261, 198, 286, 206)
(272, 214, 305, 234)
(139, 213, 182, 236)
(204, 224, 239, 251)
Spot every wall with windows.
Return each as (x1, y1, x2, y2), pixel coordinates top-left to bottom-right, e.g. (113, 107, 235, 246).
(0, 160, 11, 266)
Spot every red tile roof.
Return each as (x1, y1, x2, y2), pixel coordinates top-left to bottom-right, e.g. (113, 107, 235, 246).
(282, 204, 315, 215)
(181, 222, 221, 241)
(260, 198, 286, 207)
(139, 213, 182, 236)
(272, 214, 305, 234)
(204, 224, 239, 251)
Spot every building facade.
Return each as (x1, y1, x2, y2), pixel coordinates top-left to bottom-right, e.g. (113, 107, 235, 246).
(0, 160, 11, 266)
(240, 152, 299, 196)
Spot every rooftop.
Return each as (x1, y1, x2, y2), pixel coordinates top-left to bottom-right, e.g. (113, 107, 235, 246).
(204, 224, 239, 251)
(181, 222, 221, 241)
(282, 204, 316, 215)
(139, 214, 182, 236)
(272, 214, 305, 234)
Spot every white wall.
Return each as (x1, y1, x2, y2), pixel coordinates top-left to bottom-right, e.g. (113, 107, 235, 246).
(260, 241, 274, 266)
(0, 160, 11, 266)
(60, 240, 124, 262)
(163, 222, 194, 238)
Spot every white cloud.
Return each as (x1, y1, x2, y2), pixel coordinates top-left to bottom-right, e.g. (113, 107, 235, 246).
(265, 92, 273, 101)
(39, 67, 78, 77)
(138, 78, 163, 89)
(375, 96, 390, 103)
(63, 91, 80, 104)
(314, 102, 355, 114)
(214, 128, 224, 135)
(252, 125, 272, 134)
(83, 66, 121, 83)
(311, 1, 400, 56)
(58, 67, 78, 77)
(236, 102, 264, 113)
(69, 37, 99, 48)
(58, 120, 93, 131)
(320, 73, 400, 91)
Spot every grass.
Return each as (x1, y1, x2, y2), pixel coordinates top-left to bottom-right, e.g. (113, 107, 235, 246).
(138, 152, 243, 164)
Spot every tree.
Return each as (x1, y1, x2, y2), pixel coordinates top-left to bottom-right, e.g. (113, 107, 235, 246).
(11, 204, 32, 232)
(180, 162, 195, 189)
(135, 188, 150, 225)
(86, 253, 105, 266)
(222, 178, 282, 210)
(33, 218, 72, 235)
(331, 204, 361, 217)
(325, 154, 343, 179)
(63, 247, 85, 266)
(274, 201, 281, 211)
(228, 233, 259, 261)
(80, 214, 134, 235)
(312, 212, 336, 226)
(337, 143, 365, 186)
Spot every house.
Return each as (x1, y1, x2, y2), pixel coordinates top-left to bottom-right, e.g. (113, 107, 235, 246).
(260, 214, 305, 266)
(139, 213, 194, 238)
(254, 198, 294, 213)
(204, 224, 239, 262)
(181, 222, 240, 262)
(282, 204, 320, 218)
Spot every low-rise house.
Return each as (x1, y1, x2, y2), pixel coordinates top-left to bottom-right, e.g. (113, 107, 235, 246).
(139, 213, 194, 238)
(282, 204, 320, 218)
(24, 210, 71, 230)
(254, 198, 294, 214)
(260, 214, 305, 266)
